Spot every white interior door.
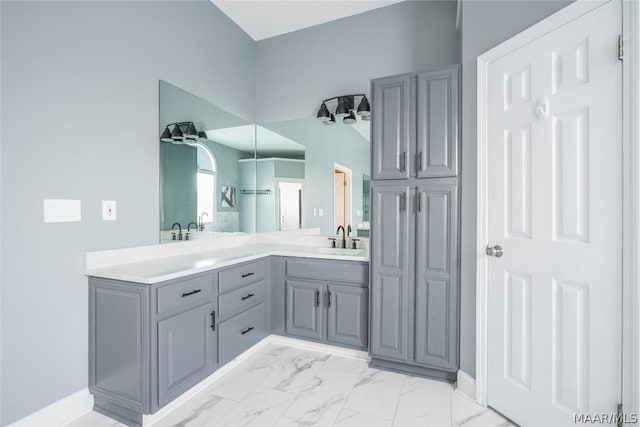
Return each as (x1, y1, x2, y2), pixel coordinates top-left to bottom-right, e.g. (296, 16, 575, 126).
(278, 182, 302, 231)
(485, 2, 622, 425)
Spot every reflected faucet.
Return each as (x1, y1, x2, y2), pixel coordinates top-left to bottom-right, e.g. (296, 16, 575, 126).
(171, 222, 183, 241)
(198, 212, 208, 231)
(336, 225, 346, 249)
(186, 222, 198, 240)
(347, 224, 352, 237)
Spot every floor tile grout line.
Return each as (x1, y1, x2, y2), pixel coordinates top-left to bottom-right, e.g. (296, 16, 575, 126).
(390, 375, 407, 426)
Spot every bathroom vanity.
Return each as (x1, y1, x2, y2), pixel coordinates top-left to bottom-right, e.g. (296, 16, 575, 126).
(86, 242, 369, 426)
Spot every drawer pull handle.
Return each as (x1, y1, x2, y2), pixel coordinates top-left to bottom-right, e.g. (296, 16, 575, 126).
(210, 310, 216, 331)
(241, 326, 254, 335)
(241, 293, 255, 301)
(327, 290, 332, 308)
(315, 290, 320, 307)
(182, 289, 202, 297)
(241, 272, 255, 278)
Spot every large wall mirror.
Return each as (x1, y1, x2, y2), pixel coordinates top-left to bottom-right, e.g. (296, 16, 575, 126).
(159, 81, 370, 242)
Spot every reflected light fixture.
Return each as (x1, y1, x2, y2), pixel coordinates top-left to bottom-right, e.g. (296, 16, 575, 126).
(160, 121, 203, 144)
(315, 94, 371, 125)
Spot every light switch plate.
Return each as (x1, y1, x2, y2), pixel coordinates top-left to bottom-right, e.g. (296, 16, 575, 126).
(44, 199, 82, 223)
(102, 200, 116, 221)
(319, 208, 324, 217)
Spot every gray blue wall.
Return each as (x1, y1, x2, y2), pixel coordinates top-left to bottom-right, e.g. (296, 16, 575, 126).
(255, 0, 460, 124)
(458, 0, 573, 377)
(0, 1, 255, 424)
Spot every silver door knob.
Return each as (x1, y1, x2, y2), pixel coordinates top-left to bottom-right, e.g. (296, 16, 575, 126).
(486, 245, 503, 257)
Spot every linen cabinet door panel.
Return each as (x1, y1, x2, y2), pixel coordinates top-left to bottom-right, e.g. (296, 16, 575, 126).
(414, 181, 458, 371)
(416, 66, 459, 178)
(285, 280, 324, 341)
(327, 284, 368, 349)
(158, 302, 214, 407)
(372, 75, 412, 180)
(370, 185, 411, 361)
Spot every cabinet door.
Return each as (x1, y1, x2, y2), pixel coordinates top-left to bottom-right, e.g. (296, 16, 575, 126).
(327, 284, 368, 349)
(414, 181, 458, 371)
(371, 75, 412, 180)
(416, 66, 459, 178)
(370, 185, 411, 361)
(285, 280, 324, 341)
(158, 303, 215, 407)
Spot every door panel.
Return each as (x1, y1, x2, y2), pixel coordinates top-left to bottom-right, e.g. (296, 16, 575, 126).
(158, 303, 214, 407)
(485, 2, 622, 425)
(417, 66, 459, 178)
(414, 182, 458, 370)
(285, 280, 323, 341)
(370, 185, 410, 360)
(327, 284, 368, 349)
(371, 75, 412, 180)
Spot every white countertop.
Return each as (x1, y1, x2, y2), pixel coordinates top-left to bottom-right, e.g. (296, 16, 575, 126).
(86, 241, 368, 285)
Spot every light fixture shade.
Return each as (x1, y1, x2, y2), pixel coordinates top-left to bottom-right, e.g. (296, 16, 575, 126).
(171, 123, 184, 141)
(361, 115, 371, 121)
(335, 98, 350, 118)
(198, 131, 208, 139)
(357, 95, 371, 117)
(323, 113, 336, 126)
(316, 103, 330, 121)
(343, 111, 357, 124)
(161, 126, 173, 142)
(185, 122, 199, 139)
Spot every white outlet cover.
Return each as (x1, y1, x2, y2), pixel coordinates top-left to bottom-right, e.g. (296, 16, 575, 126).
(319, 208, 324, 217)
(102, 200, 116, 221)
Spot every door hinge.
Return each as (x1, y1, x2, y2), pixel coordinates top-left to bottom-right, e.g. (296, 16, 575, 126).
(617, 403, 623, 427)
(618, 35, 624, 60)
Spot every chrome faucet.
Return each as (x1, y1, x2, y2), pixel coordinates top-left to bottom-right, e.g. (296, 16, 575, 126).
(336, 225, 346, 249)
(198, 212, 208, 231)
(186, 222, 198, 240)
(347, 224, 352, 237)
(171, 222, 182, 241)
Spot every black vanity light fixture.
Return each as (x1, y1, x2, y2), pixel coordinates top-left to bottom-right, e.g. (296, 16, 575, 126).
(316, 94, 371, 126)
(160, 122, 205, 144)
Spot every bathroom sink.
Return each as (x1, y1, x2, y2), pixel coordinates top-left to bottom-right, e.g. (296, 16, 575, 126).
(316, 247, 365, 256)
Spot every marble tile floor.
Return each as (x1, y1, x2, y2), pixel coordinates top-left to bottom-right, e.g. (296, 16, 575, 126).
(67, 344, 514, 427)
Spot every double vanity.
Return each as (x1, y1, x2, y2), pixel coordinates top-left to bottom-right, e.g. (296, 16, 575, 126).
(86, 235, 369, 426)
(87, 62, 461, 426)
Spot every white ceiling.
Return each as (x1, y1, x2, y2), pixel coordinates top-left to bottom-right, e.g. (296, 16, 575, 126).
(205, 124, 306, 157)
(212, 0, 404, 41)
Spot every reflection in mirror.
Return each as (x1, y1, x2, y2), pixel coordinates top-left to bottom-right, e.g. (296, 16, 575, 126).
(159, 81, 256, 242)
(259, 118, 370, 237)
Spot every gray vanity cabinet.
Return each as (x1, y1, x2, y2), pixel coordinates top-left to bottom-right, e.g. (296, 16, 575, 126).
(279, 257, 369, 350)
(89, 272, 218, 425)
(372, 65, 459, 180)
(369, 184, 411, 361)
(285, 280, 324, 341)
(158, 302, 215, 407)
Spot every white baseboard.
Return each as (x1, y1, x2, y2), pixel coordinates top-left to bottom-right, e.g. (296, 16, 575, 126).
(8, 388, 93, 427)
(455, 369, 477, 401)
(8, 335, 369, 427)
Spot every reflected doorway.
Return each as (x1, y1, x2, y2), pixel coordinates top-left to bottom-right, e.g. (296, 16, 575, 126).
(333, 164, 352, 233)
(277, 181, 303, 231)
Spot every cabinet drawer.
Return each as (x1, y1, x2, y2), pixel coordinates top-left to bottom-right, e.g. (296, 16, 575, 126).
(285, 259, 368, 285)
(219, 303, 266, 365)
(156, 274, 213, 316)
(218, 280, 265, 321)
(219, 259, 266, 294)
